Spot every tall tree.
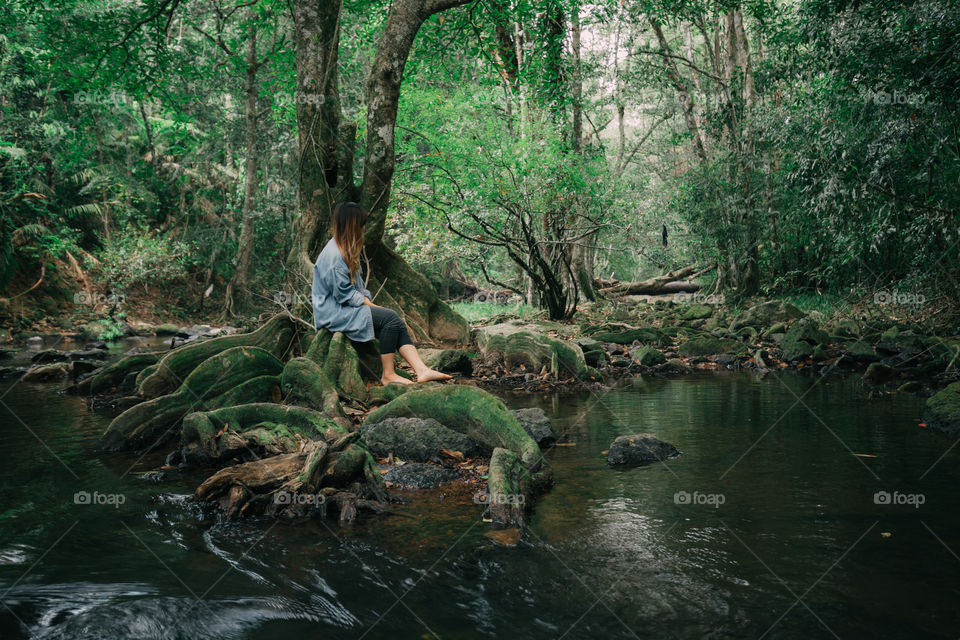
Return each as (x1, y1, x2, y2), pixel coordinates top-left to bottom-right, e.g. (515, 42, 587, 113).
(287, 0, 470, 342)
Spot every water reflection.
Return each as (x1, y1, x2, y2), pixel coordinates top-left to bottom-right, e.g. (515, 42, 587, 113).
(1, 369, 957, 639)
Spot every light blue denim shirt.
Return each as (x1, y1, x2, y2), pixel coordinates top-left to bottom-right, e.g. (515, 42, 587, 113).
(312, 238, 374, 341)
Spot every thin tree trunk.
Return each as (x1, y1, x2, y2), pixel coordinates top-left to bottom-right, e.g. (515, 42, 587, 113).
(649, 17, 707, 163)
(570, 3, 582, 152)
(224, 20, 259, 318)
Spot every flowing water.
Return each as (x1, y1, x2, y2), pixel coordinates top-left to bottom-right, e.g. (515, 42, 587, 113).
(1, 349, 958, 639)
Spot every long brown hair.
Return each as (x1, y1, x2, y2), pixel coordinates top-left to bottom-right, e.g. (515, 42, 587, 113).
(332, 201, 367, 284)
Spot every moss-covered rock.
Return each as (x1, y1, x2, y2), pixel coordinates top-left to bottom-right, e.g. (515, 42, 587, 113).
(21, 362, 70, 382)
(924, 381, 960, 438)
(678, 336, 747, 357)
(843, 340, 879, 364)
(474, 323, 589, 379)
(155, 324, 180, 336)
(864, 362, 894, 385)
(364, 384, 544, 470)
(680, 304, 714, 320)
(731, 300, 805, 331)
(606, 433, 679, 467)
(780, 319, 830, 362)
(632, 346, 667, 366)
(588, 327, 665, 345)
(827, 318, 861, 339)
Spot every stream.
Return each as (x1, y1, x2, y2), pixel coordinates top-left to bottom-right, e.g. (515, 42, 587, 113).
(1, 349, 958, 639)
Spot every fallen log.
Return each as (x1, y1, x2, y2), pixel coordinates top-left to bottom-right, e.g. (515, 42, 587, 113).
(596, 266, 701, 296)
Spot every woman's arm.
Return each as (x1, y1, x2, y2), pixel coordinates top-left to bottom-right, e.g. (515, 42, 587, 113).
(332, 264, 366, 307)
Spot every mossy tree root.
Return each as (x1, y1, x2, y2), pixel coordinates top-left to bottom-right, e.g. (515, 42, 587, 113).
(180, 402, 347, 466)
(137, 313, 303, 399)
(99, 346, 284, 452)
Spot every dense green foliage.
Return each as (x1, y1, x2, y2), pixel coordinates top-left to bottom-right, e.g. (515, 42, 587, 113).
(1, 0, 956, 325)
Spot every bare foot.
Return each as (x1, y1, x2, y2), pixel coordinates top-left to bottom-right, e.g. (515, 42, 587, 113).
(416, 368, 453, 383)
(381, 373, 414, 386)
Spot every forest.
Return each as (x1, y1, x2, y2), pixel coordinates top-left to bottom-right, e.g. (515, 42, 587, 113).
(1, 1, 960, 639)
(2, 0, 957, 332)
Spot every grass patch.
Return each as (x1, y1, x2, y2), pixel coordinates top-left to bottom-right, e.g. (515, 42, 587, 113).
(450, 301, 540, 323)
(782, 292, 852, 317)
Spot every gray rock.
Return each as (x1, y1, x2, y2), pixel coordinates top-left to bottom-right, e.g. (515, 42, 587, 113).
(632, 346, 667, 366)
(383, 463, 461, 489)
(780, 319, 830, 362)
(31, 349, 70, 364)
(512, 407, 556, 448)
(607, 433, 679, 467)
(361, 417, 483, 461)
(863, 362, 894, 385)
(731, 301, 805, 331)
(21, 362, 70, 382)
(69, 349, 109, 361)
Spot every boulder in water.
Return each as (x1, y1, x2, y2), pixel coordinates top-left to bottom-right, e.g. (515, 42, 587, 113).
(511, 408, 556, 448)
(607, 433, 679, 467)
(924, 381, 960, 438)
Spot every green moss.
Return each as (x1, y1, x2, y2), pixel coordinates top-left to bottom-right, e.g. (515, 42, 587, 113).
(281, 357, 341, 417)
(365, 384, 543, 470)
(138, 313, 297, 399)
(678, 336, 747, 356)
(780, 319, 830, 362)
(680, 304, 714, 320)
(924, 381, 960, 437)
(475, 325, 589, 379)
(633, 346, 666, 366)
(100, 346, 285, 451)
(181, 403, 347, 465)
(589, 328, 664, 345)
(88, 352, 161, 395)
(485, 447, 531, 526)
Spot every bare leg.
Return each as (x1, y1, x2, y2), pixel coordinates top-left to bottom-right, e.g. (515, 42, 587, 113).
(380, 353, 413, 385)
(398, 344, 452, 383)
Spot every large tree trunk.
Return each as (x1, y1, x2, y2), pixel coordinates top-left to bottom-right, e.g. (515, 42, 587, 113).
(285, 0, 350, 292)
(288, 0, 469, 343)
(356, 0, 471, 342)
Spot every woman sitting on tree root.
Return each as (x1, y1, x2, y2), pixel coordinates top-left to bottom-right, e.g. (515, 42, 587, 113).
(312, 201, 452, 386)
